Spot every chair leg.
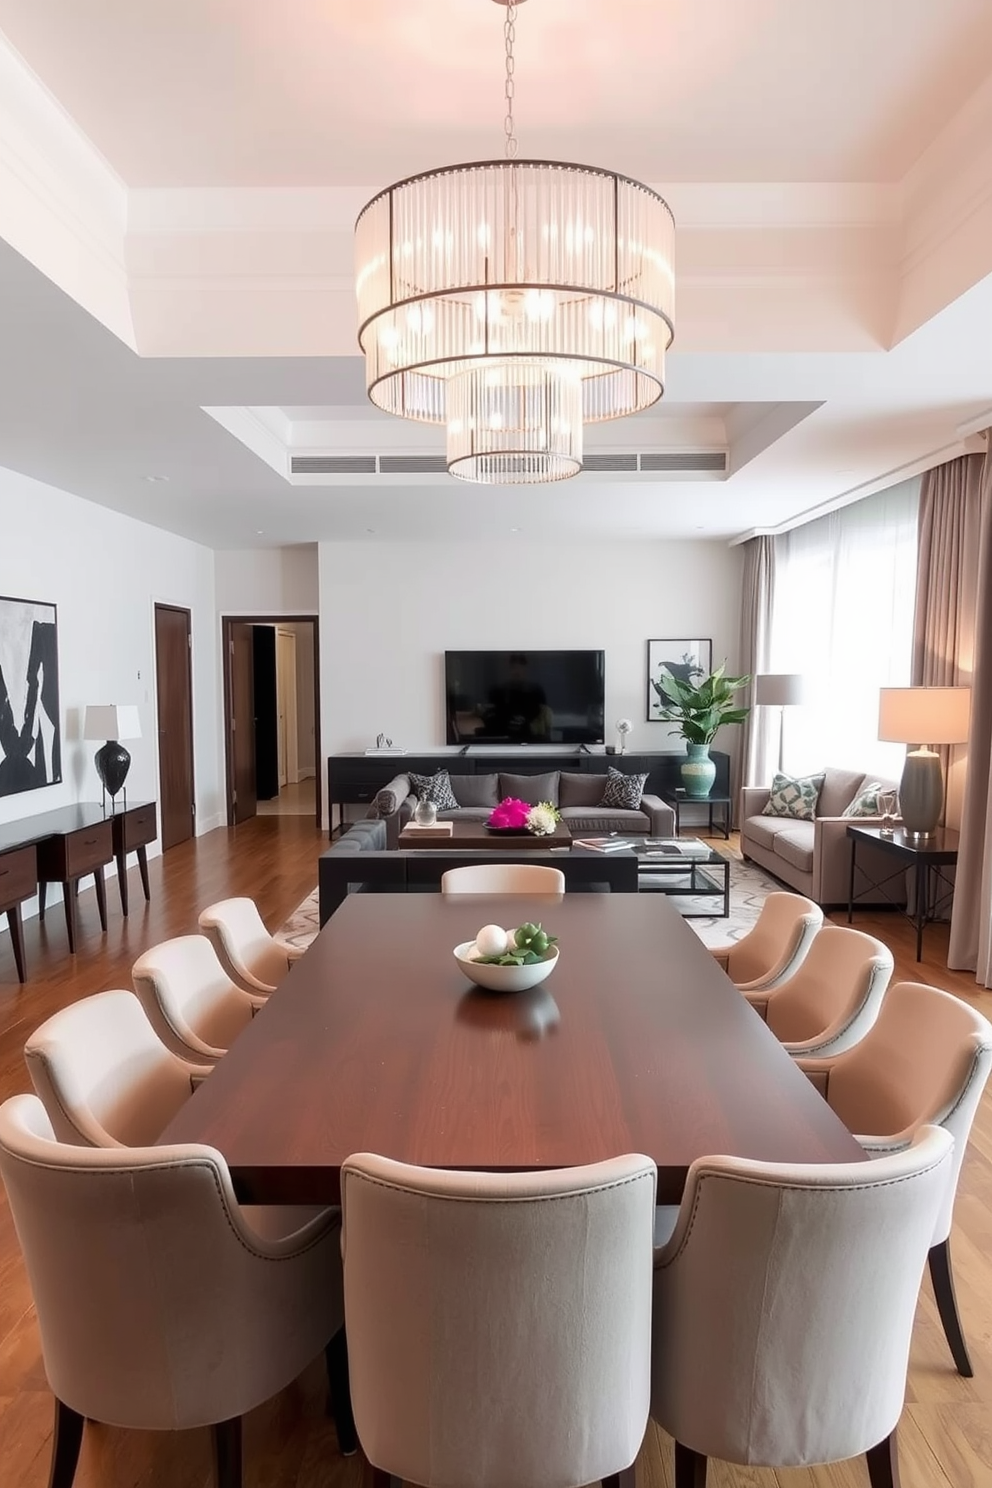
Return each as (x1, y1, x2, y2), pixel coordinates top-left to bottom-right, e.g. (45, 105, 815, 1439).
(673, 1442, 708, 1488)
(211, 1417, 242, 1488)
(47, 1398, 84, 1488)
(928, 1239, 974, 1377)
(865, 1431, 901, 1488)
(371, 1471, 400, 1488)
(325, 1326, 358, 1456)
(603, 1468, 637, 1488)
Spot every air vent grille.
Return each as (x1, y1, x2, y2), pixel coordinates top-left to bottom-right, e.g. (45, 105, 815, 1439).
(291, 455, 377, 475)
(378, 455, 449, 474)
(582, 453, 639, 472)
(639, 451, 727, 473)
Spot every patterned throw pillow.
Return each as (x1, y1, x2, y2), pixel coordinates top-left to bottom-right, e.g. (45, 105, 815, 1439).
(600, 766, 648, 810)
(841, 783, 895, 819)
(761, 771, 825, 821)
(408, 769, 459, 812)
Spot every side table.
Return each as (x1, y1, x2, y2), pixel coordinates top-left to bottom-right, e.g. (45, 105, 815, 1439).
(847, 823, 959, 962)
(663, 791, 732, 840)
(111, 801, 158, 915)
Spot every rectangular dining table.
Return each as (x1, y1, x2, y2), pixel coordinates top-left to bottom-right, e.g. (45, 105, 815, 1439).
(162, 893, 864, 1204)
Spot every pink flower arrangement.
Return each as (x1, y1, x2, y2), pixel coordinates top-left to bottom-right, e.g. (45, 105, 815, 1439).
(487, 796, 531, 829)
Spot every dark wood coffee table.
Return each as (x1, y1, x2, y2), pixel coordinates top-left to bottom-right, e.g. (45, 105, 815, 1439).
(163, 893, 863, 1205)
(399, 820, 572, 849)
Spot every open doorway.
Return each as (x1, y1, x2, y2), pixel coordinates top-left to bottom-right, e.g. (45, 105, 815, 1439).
(222, 614, 321, 828)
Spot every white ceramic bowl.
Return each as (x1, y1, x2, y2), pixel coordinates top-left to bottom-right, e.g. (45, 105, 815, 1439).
(453, 941, 559, 994)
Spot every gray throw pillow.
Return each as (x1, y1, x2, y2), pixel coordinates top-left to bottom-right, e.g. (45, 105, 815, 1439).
(371, 773, 411, 817)
(498, 771, 560, 806)
(408, 769, 459, 812)
(761, 771, 825, 821)
(558, 771, 608, 807)
(600, 767, 648, 810)
(450, 772, 500, 807)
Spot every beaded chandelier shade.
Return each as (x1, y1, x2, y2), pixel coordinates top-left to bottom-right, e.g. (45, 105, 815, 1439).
(354, 1, 675, 484)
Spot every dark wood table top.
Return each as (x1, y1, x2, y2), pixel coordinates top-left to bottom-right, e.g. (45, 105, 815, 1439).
(846, 823, 960, 861)
(0, 802, 154, 856)
(163, 894, 863, 1203)
(398, 820, 572, 850)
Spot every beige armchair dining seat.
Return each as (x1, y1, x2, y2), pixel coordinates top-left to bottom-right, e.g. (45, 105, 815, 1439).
(132, 934, 265, 1064)
(651, 1127, 953, 1487)
(341, 1152, 657, 1488)
(198, 896, 301, 995)
(798, 980, 992, 1376)
(0, 1094, 356, 1488)
(708, 890, 823, 991)
(743, 924, 893, 1058)
(440, 862, 566, 894)
(24, 988, 211, 1147)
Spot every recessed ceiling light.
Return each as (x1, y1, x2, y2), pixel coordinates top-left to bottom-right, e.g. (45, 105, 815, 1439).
(366, 527, 376, 534)
(510, 527, 521, 533)
(143, 474, 170, 483)
(256, 529, 264, 535)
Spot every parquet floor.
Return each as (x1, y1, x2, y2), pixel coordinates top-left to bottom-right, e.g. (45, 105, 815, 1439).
(0, 817, 989, 1487)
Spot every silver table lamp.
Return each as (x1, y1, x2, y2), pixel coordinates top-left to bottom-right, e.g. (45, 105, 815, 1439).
(877, 687, 971, 839)
(83, 705, 142, 810)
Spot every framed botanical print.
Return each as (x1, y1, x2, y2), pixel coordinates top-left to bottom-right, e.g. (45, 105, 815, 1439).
(646, 638, 712, 722)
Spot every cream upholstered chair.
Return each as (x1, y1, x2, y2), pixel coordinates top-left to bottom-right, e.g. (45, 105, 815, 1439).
(742, 924, 893, 1058)
(198, 896, 301, 995)
(708, 891, 823, 991)
(798, 980, 992, 1377)
(132, 934, 265, 1064)
(0, 1094, 355, 1488)
(341, 1152, 656, 1488)
(24, 989, 212, 1147)
(440, 863, 566, 894)
(651, 1126, 953, 1487)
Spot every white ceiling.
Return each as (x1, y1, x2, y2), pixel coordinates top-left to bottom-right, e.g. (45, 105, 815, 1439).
(0, 2, 991, 548)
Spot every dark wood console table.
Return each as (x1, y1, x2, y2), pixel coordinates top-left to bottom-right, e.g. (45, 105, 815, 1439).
(0, 801, 157, 978)
(327, 749, 731, 834)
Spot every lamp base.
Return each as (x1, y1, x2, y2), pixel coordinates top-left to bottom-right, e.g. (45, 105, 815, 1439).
(898, 749, 943, 838)
(94, 740, 131, 811)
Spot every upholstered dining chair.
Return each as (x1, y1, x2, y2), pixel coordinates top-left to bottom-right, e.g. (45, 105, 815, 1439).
(341, 1152, 656, 1488)
(797, 980, 992, 1377)
(440, 863, 566, 894)
(0, 1093, 355, 1488)
(132, 934, 265, 1064)
(742, 924, 893, 1058)
(198, 896, 301, 995)
(708, 890, 823, 991)
(651, 1126, 953, 1488)
(24, 988, 212, 1147)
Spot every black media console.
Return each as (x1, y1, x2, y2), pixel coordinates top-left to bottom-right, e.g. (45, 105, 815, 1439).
(326, 749, 731, 833)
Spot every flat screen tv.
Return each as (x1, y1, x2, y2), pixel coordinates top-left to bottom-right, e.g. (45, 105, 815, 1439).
(445, 650, 605, 746)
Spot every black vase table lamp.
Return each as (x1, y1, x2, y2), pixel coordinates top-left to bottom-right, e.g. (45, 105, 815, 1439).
(84, 705, 141, 811)
(877, 686, 971, 840)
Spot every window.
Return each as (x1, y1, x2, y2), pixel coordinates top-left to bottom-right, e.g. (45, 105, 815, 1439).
(770, 478, 920, 781)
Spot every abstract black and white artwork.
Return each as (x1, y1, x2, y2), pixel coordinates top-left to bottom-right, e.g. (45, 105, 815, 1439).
(0, 595, 61, 798)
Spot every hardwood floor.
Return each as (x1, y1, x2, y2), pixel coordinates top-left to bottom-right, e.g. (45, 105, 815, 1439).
(0, 818, 989, 1486)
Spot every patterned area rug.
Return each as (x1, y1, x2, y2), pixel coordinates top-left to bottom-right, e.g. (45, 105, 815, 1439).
(277, 850, 782, 952)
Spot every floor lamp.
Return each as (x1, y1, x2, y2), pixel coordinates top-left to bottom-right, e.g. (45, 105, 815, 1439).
(877, 686, 971, 839)
(755, 674, 805, 773)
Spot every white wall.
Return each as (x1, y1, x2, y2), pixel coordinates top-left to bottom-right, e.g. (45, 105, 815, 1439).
(215, 544, 318, 613)
(0, 464, 222, 913)
(318, 539, 743, 765)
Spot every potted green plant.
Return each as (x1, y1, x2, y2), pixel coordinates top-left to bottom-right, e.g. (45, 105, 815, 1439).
(651, 663, 751, 798)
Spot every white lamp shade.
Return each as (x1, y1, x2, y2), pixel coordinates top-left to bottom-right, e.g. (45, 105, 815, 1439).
(83, 705, 142, 742)
(878, 687, 971, 746)
(755, 673, 806, 707)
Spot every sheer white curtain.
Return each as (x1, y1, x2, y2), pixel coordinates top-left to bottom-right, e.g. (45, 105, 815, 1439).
(769, 478, 920, 781)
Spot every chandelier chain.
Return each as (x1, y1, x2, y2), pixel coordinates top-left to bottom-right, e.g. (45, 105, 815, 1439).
(503, 0, 517, 158)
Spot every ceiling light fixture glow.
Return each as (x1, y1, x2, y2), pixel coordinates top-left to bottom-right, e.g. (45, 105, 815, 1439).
(354, 0, 675, 485)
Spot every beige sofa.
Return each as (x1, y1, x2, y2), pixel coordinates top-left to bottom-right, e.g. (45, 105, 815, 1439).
(372, 769, 675, 850)
(741, 767, 901, 908)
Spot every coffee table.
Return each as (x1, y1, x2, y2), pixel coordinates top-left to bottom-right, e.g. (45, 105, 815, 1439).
(399, 820, 572, 849)
(632, 839, 731, 917)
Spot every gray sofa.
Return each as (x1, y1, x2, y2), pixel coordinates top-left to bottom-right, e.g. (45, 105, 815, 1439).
(741, 766, 901, 907)
(371, 769, 675, 849)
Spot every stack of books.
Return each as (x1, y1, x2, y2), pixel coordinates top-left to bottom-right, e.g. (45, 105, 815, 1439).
(573, 837, 636, 853)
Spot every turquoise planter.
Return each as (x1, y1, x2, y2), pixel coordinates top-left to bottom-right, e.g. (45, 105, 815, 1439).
(681, 743, 716, 799)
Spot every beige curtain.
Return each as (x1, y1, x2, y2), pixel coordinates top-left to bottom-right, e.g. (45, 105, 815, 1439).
(734, 536, 777, 820)
(912, 453, 984, 827)
(948, 439, 992, 984)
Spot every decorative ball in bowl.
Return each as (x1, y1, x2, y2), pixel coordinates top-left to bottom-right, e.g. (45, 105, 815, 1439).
(454, 922, 559, 994)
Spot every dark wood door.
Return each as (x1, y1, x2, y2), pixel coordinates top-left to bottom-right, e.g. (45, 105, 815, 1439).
(154, 605, 195, 851)
(252, 626, 279, 800)
(227, 622, 257, 824)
